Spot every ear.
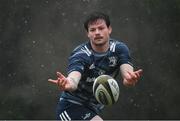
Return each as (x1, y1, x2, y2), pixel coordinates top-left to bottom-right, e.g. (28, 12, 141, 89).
(108, 26, 112, 34)
(86, 31, 90, 38)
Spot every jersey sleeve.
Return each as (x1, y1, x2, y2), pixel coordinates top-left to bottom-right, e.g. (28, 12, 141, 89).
(116, 42, 133, 66)
(67, 50, 89, 75)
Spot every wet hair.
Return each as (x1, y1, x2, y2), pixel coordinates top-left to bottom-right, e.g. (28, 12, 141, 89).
(83, 12, 111, 31)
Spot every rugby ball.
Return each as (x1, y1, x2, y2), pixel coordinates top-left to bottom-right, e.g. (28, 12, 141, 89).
(93, 75, 119, 106)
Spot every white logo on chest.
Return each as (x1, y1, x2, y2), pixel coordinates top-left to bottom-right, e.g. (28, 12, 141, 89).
(109, 56, 117, 67)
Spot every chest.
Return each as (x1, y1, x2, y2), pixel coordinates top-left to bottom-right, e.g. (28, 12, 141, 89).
(87, 54, 119, 76)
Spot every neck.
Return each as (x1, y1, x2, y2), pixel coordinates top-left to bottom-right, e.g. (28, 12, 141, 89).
(91, 41, 109, 53)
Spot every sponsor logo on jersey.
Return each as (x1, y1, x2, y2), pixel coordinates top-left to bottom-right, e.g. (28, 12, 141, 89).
(89, 63, 95, 69)
(86, 77, 96, 83)
(81, 113, 91, 120)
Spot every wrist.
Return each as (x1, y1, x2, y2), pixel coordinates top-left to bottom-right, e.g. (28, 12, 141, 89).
(67, 77, 78, 91)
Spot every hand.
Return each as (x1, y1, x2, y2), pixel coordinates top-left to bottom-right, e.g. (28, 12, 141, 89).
(123, 69, 143, 87)
(48, 72, 72, 91)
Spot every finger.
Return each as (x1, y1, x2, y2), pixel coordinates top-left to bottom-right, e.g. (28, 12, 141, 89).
(57, 72, 66, 79)
(57, 78, 61, 87)
(134, 72, 140, 79)
(135, 69, 143, 76)
(123, 79, 136, 87)
(57, 78, 67, 88)
(133, 73, 140, 83)
(58, 80, 67, 91)
(127, 71, 137, 80)
(127, 71, 140, 84)
(134, 69, 143, 79)
(58, 79, 64, 86)
(61, 80, 67, 88)
(48, 79, 58, 84)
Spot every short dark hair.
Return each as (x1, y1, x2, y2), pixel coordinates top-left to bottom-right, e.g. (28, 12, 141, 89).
(83, 12, 110, 31)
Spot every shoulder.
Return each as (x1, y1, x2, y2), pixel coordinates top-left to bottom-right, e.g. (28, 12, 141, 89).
(69, 42, 92, 60)
(109, 39, 129, 53)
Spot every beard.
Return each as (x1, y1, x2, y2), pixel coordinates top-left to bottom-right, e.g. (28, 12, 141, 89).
(90, 38, 110, 52)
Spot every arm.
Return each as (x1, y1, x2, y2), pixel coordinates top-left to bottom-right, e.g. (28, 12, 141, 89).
(120, 64, 143, 87)
(48, 71, 81, 91)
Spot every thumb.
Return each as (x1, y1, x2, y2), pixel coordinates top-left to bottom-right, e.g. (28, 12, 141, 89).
(48, 79, 58, 84)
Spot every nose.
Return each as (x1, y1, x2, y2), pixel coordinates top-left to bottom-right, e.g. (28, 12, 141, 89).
(95, 29, 100, 35)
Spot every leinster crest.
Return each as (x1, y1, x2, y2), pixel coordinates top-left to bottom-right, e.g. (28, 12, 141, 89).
(109, 56, 117, 67)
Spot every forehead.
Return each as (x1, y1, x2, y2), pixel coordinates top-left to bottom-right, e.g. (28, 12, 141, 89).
(88, 19, 106, 28)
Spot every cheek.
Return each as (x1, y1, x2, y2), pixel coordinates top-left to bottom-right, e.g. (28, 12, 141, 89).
(88, 33, 94, 39)
(87, 33, 91, 38)
(104, 32, 110, 37)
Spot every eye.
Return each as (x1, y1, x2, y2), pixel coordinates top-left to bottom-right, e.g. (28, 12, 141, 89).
(98, 27, 105, 31)
(89, 28, 95, 32)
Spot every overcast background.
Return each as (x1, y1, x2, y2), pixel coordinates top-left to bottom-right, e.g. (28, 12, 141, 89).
(0, 0, 180, 120)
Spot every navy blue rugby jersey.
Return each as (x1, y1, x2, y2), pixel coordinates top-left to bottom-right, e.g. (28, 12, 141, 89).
(61, 39, 132, 111)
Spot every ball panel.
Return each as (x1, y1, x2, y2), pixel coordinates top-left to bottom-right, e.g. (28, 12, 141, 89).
(93, 75, 112, 95)
(107, 79, 119, 102)
(95, 84, 112, 105)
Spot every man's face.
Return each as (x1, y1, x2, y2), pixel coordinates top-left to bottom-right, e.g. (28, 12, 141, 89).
(87, 19, 112, 46)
